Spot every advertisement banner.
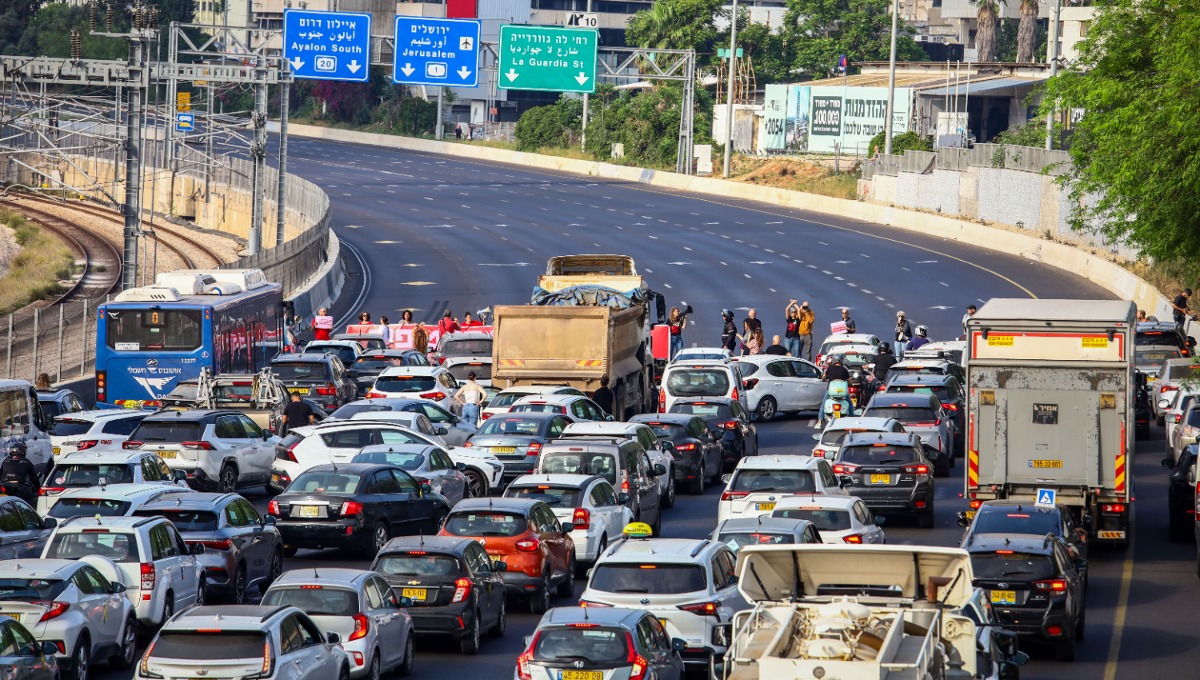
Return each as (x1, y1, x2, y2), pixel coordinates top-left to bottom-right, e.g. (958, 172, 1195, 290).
(785, 85, 810, 152)
(806, 86, 911, 154)
(760, 84, 788, 153)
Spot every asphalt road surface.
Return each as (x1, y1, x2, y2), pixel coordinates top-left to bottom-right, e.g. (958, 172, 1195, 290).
(97, 138, 1200, 680)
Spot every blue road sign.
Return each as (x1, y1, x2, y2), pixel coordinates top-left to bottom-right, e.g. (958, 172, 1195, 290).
(284, 9, 371, 82)
(175, 113, 194, 132)
(1035, 488, 1057, 508)
(393, 17, 480, 87)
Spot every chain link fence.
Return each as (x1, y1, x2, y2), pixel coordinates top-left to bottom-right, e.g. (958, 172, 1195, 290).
(0, 301, 97, 385)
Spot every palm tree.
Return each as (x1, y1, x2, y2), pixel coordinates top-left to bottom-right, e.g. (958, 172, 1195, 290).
(625, 2, 684, 50)
(971, 0, 1004, 62)
(1016, 0, 1039, 62)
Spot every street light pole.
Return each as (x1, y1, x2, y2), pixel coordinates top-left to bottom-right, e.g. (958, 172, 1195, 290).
(722, 0, 739, 178)
(883, 0, 899, 154)
(1045, 0, 1062, 149)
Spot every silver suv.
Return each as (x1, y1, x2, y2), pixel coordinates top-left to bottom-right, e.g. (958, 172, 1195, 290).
(537, 438, 665, 535)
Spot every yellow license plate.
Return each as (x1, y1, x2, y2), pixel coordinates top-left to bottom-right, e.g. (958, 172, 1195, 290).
(755, 502, 776, 511)
(297, 505, 319, 518)
(401, 588, 427, 601)
(289, 387, 310, 395)
(562, 672, 602, 680)
(491, 447, 516, 454)
(52, 447, 60, 455)
(990, 590, 1017, 605)
(965, 510, 976, 521)
(158, 451, 177, 459)
(1029, 460, 1063, 468)
(870, 474, 891, 485)
(0, 613, 19, 622)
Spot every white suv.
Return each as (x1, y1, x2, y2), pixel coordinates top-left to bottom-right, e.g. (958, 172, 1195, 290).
(138, 604, 350, 680)
(716, 455, 849, 524)
(368, 366, 460, 413)
(50, 409, 149, 460)
(123, 409, 279, 493)
(579, 535, 748, 667)
(45, 482, 195, 521)
(41, 515, 206, 627)
(560, 421, 676, 509)
(40, 450, 186, 514)
(659, 361, 747, 413)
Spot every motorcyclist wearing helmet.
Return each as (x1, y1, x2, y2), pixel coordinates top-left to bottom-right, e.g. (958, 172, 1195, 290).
(823, 355, 851, 383)
(720, 309, 738, 354)
(818, 356, 855, 426)
(0, 441, 39, 507)
(872, 342, 897, 393)
(908, 325, 931, 352)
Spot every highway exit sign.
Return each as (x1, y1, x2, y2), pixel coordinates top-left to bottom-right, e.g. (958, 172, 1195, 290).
(498, 25, 597, 93)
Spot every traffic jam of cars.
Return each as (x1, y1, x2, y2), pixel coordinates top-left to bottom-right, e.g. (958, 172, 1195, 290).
(0, 260, 1168, 680)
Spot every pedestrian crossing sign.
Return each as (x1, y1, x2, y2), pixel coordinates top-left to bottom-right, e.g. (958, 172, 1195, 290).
(1035, 488, 1056, 508)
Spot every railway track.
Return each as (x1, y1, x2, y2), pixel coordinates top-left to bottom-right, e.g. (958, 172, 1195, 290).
(7, 201, 123, 304)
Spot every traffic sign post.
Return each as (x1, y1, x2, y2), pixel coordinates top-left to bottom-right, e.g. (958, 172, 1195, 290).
(1035, 488, 1057, 508)
(283, 9, 371, 82)
(498, 25, 597, 93)
(175, 91, 190, 112)
(175, 113, 194, 132)
(393, 17, 481, 87)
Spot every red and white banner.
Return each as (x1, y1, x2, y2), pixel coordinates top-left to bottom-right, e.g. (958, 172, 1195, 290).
(343, 324, 493, 350)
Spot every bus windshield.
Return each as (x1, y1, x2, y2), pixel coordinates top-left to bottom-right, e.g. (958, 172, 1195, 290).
(106, 309, 203, 352)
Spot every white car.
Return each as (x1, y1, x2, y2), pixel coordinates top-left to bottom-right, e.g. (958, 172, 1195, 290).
(814, 333, 883, 365)
(810, 416, 906, 459)
(659, 360, 748, 414)
(770, 494, 887, 545)
(368, 366, 460, 413)
(353, 444, 470, 507)
(50, 409, 150, 460)
(1163, 389, 1200, 459)
(304, 340, 364, 368)
(503, 474, 634, 564)
(44, 482, 195, 521)
(559, 421, 676, 509)
(40, 450, 185, 514)
(732, 355, 827, 421)
(510, 394, 610, 422)
(1155, 358, 1200, 424)
(0, 557, 138, 677)
(716, 455, 848, 525)
(903, 340, 966, 364)
(331, 397, 478, 445)
(671, 346, 732, 363)
(42, 515, 206, 627)
(482, 385, 585, 421)
(442, 356, 494, 387)
(123, 409, 279, 493)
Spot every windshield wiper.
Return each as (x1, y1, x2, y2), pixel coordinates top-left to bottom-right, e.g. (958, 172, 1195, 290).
(999, 570, 1033, 577)
(612, 588, 648, 593)
(549, 655, 598, 665)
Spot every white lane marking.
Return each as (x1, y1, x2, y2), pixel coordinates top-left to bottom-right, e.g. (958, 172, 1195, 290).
(479, 263, 531, 267)
(663, 283, 672, 289)
(861, 289, 873, 294)
(901, 267, 911, 271)
(720, 261, 728, 266)
(834, 276, 844, 281)
(846, 283, 857, 287)
(929, 305, 952, 310)
(940, 281, 950, 287)
(835, 260, 851, 264)
(767, 221, 782, 225)
(860, 253, 871, 258)
(706, 221, 720, 225)
(334, 241, 371, 329)
(683, 246, 692, 251)
(764, 248, 775, 253)
(667, 262, 690, 266)
(818, 241, 829, 246)
(769, 288, 777, 293)
(916, 260, 939, 264)
(373, 240, 401, 244)
(821, 270, 833, 275)
(343, 225, 361, 229)
(750, 261, 771, 265)
(645, 268, 654, 274)
(649, 235, 659, 240)
(744, 274, 752, 279)
(876, 296, 886, 301)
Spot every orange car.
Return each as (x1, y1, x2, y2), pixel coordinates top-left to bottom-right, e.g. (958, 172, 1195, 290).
(439, 497, 576, 613)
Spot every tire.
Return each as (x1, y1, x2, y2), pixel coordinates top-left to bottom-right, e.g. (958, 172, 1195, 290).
(557, 555, 576, 597)
(688, 469, 705, 495)
(109, 618, 137, 670)
(159, 594, 175, 628)
(662, 474, 676, 509)
(459, 609, 481, 655)
(918, 509, 935, 529)
(70, 634, 89, 680)
(339, 666, 350, 680)
(398, 633, 415, 675)
(489, 597, 507, 638)
(195, 579, 206, 607)
(366, 652, 381, 680)
(218, 464, 238, 494)
(465, 470, 488, 498)
(1075, 608, 1086, 642)
(263, 549, 284, 590)
(283, 545, 299, 558)
(651, 510, 662, 537)
(530, 573, 551, 614)
(1054, 636, 1076, 662)
(265, 483, 283, 497)
(584, 535, 607, 576)
(934, 454, 951, 478)
(756, 396, 777, 421)
(229, 565, 247, 604)
(367, 523, 389, 557)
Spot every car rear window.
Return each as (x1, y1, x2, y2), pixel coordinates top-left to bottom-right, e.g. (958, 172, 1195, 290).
(290, 472, 362, 494)
(773, 508, 853, 531)
(353, 356, 406, 372)
(133, 509, 220, 531)
(442, 511, 528, 537)
(446, 363, 493, 381)
(262, 586, 359, 616)
(51, 419, 94, 437)
(885, 385, 949, 400)
(730, 469, 815, 493)
(48, 498, 132, 519)
(971, 510, 1060, 537)
(439, 339, 492, 356)
(817, 429, 851, 447)
(49, 463, 135, 487)
(375, 376, 437, 393)
(151, 631, 268, 660)
(539, 452, 617, 486)
(307, 345, 357, 366)
(533, 627, 630, 664)
(45, 532, 136, 562)
(669, 402, 733, 420)
(642, 422, 685, 439)
(0, 578, 68, 601)
(510, 403, 567, 415)
(666, 369, 731, 397)
(375, 553, 464, 578)
(716, 531, 795, 551)
(590, 563, 707, 594)
(271, 361, 330, 381)
(329, 404, 393, 419)
(130, 421, 204, 443)
(478, 417, 543, 436)
(351, 451, 424, 470)
(506, 485, 582, 508)
(864, 407, 938, 423)
(839, 445, 920, 465)
(970, 552, 1057, 581)
(1136, 332, 1184, 348)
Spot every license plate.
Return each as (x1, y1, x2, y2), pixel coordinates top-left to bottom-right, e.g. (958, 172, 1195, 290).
(870, 474, 891, 485)
(0, 612, 19, 622)
(491, 446, 516, 454)
(52, 447, 60, 455)
(990, 590, 1017, 605)
(289, 387, 310, 395)
(297, 505, 319, 518)
(755, 502, 776, 511)
(561, 672, 602, 680)
(158, 451, 177, 459)
(401, 588, 427, 601)
(965, 510, 976, 521)
(1029, 460, 1063, 468)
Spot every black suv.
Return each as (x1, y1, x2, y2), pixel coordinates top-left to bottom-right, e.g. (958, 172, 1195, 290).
(831, 432, 935, 528)
(959, 500, 1089, 585)
(1165, 444, 1198, 542)
(881, 373, 967, 456)
(270, 352, 357, 410)
(371, 535, 507, 654)
(630, 413, 724, 494)
(966, 533, 1087, 661)
(667, 397, 758, 468)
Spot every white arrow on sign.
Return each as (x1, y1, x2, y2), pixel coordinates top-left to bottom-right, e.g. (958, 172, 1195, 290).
(457, 66, 472, 80)
(290, 57, 304, 70)
(347, 60, 361, 74)
(505, 68, 520, 82)
(400, 63, 416, 77)
(575, 72, 589, 86)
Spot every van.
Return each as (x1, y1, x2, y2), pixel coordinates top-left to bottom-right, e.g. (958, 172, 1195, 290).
(659, 360, 747, 413)
(536, 438, 665, 534)
(0, 379, 55, 475)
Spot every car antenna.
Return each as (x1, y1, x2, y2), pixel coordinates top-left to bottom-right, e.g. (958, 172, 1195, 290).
(313, 568, 320, 579)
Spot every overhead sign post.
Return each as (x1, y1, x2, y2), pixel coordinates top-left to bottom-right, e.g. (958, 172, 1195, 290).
(392, 17, 481, 87)
(283, 9, 372, 82)
(498, 24, 597, 93)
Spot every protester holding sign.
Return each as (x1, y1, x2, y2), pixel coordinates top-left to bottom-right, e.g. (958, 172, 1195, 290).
(311, 308, 333, 341)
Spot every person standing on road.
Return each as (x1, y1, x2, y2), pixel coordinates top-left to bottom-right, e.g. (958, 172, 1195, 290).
(0, 442, 39, 507)
(740, 320, 753, 355)
(401, 309, 414, 324)
(839, 308, 857, 334)
(960, 304, 977, 337)
(668, 307, 688, 360)
(784, 301, 802, 358)
(872, 342, 897, 392)
(796, 301, 815, 360)
(358, 311, 372, 325)
(438, 310, 460, 336)
(311, 308, 333, 341)
(413, 323, 430, 354)
(1172, 289, 1193, 331)
(894, 312, 913, 360)
(907, 325, 931, 352)
(744, 309, 762, 335)
(280, 392, 316, 436)
(378, 316, 393, 348)
(720, 310, 738, 354)
(463, 312, 484, 327)
(454, 372, 487, 425)
(764, 335, 789, 355)
(591, 374, 615, 417)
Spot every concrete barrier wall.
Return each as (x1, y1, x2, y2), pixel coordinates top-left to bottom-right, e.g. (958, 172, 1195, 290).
(286, 123, 1172, 320)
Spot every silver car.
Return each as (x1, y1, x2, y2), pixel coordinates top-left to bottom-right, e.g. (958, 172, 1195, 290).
(0, 617, 60, 680)
(262, 568, 415, 679)
(517, 606, 685, 680)
(353, 444, 470, 506)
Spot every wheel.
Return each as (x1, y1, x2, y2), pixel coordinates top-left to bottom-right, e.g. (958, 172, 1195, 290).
(1054, 635, 1076, 662)
(367, 523, 389, 556)
(109, 618, 137, 670)
(651, 511, 662, 537)
(160, 593, 175, 628)
(70, 634, 89, 680)
(489, 597, 507, 637)
(218, 464, 238, 493)
(1075, 608, 1086, 642)
(283, 545, 299, 558)
(229, 565, 247, 604)
(756, 396, 777, 421)
(661, 474, 676, 509)
(583, 535, 607, 576)
(934, 454, 951, 478)
(465, 470, 488, 498)
(339, 665, 350, 680)
(918, 508, 935, 529)
(459, 609, 481, 655)
(688, 468, 705, 495)
(557, 555, 576, 597)
(366, 652, 381, 680)
(263, 549, 284, 589)
(530, 572, 551, 614)
(398, 632, 415, 675)
(195, 579, 206, 607)
(709, 456, 724, 485)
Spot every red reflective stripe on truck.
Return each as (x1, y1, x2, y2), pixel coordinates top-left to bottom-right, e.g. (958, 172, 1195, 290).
(1115, 421, 1126, 494)
(967, 412, 978, 488)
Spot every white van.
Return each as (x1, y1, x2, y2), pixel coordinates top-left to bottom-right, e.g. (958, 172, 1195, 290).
(0, 379, 55, 475)
(659, 360, 748, 413)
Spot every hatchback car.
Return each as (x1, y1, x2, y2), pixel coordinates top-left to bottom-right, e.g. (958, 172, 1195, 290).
(814, 333, 883, 366)
(262, 568, 415, 678)
(0, 496, 53, 561)
(667, 397, 758, 467)
(0, 616, 61, 680)
(770, 494, 888, 544)
(504, 474, 634, 567)
(433, 331, 493, 366)
(1154, 358, 1200, 424)
(443, 357, 494, 387)
(50, 410, 148, 460)
(40, 450, 184, 515)
(483, 386, 586, 421)
(368, 366, 460, 413)
(887, 356, 967, 385)
(337, 397, 478, 445)
(134, 492, 283, 604)
(716, 455, 847, 524)
(536, 439, 665, 535)
(353, 444, 470, 507)
(269, 463, 450, 557)
(966, 533, 1087, 661)
(711, 516, 823, 552)
(136, 604, 350, 680)
(810, 416, 906, 459)
(860, 392, 955, 473)
(466, 412, 572, 482)
(511, 394, 610, 422)
(438, 497, 576, 614)
(630, 413, 724, 495)
(123, 409, 279, 493)
(733, 355, 829, 421)
(348, 350, 431, 393)
(517, 606, 685, 680)
(372, 535, 507, 654)
(831, 432, 936, 525)
(45, 483, 195, 521)
(671, 347, 732, 363)
(659, 361, 746, 413)
(271, 352, 358, 410)
(559, 421, 679, 510)
(960, 500, 1089, 584)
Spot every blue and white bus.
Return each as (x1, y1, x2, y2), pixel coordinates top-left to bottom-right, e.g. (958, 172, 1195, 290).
(95, 269, 285, 406)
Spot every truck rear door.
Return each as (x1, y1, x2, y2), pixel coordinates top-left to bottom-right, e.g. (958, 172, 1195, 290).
(999, 387, 1108, 488)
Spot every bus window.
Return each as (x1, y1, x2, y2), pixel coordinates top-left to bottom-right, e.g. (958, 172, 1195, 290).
(106, 309, 203, 351)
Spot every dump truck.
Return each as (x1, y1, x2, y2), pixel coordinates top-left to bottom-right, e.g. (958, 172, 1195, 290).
(965, 298, 1136, 548)
(491, 255, 665, 419)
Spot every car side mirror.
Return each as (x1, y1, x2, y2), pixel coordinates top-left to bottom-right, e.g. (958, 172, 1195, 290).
(173, 469, 189, 482)
(838, 475, 854, 488)
(263, 430, 272, 440)
(617, 492, 631, 505)
(436, 426, 449, 435)
(873, 516, 886, 526)
(110, 581, 127, 594)
(659, 441, 675, 453)
(41, 517, 56, 530)
(671, 638, 687, 653)
(605, 414, 615, 421)
(653, 463, 667, 476)
(492, 559, 507, 572)
(397, 596, 412, 608)
(264, 515, 277, 525)
(1159, 398, 1172, 409)
(189, 543, 205, 555)
(41, 640, 59, 657)
(1163, 457, 1174, 468)
(326, 632, 341, 645)
(456, 462, 468, 471)
(420, 481, 432, 495)
(956, 511, 971, 527)
(721, 474, 732, 485)
(810, 433, 822, 441)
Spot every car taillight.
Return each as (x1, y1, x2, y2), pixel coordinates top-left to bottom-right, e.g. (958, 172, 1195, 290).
(268, 500, 280, 516)
(676, 443, 696, 451)
(182, 441, 213, 450)
(721, 420, 739, 429)
(123, 441, 143, 450)
(140, 562, 155, 591)
(970, 499, 982, 509)
(578, 599, 612, 607)
(731, 388, 739, 402)
(367, 391, 385, 399)
(1162, 385, 1180, 393)
(36, 601, 69, 622)
(76, 440, 99, 451)
(140, 640, 157, 677)
(842, 534, 864, 544)
(832, 463, 858, 474)
(480, 412, 492, 421)
(833, 403, 843, 414)
(743, 378, 759, 390)
(191, 539, 232, 551)
(903, 464, 930, 476)
(1176, 413, 1184, 424)
(528, 441, 543, 456)
(621, 476, 629, 494)
(942, 403, 959, 411)
(451, 577, 472, 603)
(516, 632, 540, 680)
(573, 507, 590, 529)
(462, 441, 473, 447)
(678, 601, 719, 617)
(420, 391, 447, 401)
(720, 491, 749, 501)
(40, 487, 65, 497)
(1101, 503, 1126, 513)
(340, 501, 364, 517)
(658, 389, 665, 413)
(1033, 579, 1068, 592)
(276, 439, 301, 462)
(515, 537, 540, 552)
(627, 632, 650, 680)
(315, 384, 337, 396)
(349, 613, 370, 641)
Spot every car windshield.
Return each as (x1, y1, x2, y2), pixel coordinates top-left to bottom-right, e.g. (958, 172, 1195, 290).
(290, 471, 362, 494)
(48, 498, 132, 518)
(45, 532, 136, 562)
(669, 402, 733, 420)
(271, 362, 330, 381)
(151, 631, 269, 660)
(717, 531, 795, 552)
(864, 407, 938, 423)
(641, 422, 685, 439)
(211, 383, 256, 402)
(539, 452, 618, 486)
(730, 469, 816, 493)
(839, 445, 919, 465)
(442, 511, 528, 537)
(488, 392, 534, 409)
(439, 339, 492, 356)
(375, 376, 437, 393)
(375, 553, 463, 578)
(773, 508, 853, 531)
(533, 627, 630, 664)
(970, 552, 1057, 581)
(506, 485, 582, 507)
(49, 463, 134, 487)
(446, 363, 493, 381)
(262, 587, 359, 616)
(130, 421, 203, 443)
(971, 510, 1060, 537)
(106, 308, 203, 352)
(589, 564, 707, 594)
(351, 451, 425, 470)
(666, 369, 731, 396)
(0, 578, 67, 601)
(353, 356, 407, 374)
(307, 345, 357, 366)
(51, 419, 94, 437)
(478, 417, 543, 436)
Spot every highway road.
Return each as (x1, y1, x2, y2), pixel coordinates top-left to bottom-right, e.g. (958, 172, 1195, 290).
(97, 138, 1200, 680)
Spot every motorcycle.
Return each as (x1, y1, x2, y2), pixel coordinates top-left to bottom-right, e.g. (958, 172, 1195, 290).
(818, 379, 857, 426)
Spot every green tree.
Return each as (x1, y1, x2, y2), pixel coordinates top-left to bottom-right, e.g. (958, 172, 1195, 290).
(626, 0, 722, 55)
(782, 0, 927, 78)
(0, 0, 43, 55)
(514, 96, 582, 151)
(727, 16, 790, 84)
(866, 130, 931, 157)
(23, 4, 124, 60)
(1042, 0, 1199, 261)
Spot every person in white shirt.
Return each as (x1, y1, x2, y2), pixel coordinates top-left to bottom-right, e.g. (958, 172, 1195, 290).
(454, 371, 487, 425)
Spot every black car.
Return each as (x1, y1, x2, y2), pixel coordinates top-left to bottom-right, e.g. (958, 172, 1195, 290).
(348, 350, 430, 393)
(630, 413, 723, 494)
(667, 397, 758, 469)
(268, 463, 450, 557)
(1134, 370, 1152, 440)
(371, 535, 507, 654)
(966, 533, 1087, 661)
(881, 373, 967, 455)
(959, 500, 1089, 584)
(270, 352, 358, 410)
(1165, 444, 1198, 542)
(466, 412, 571, 481)
(0, 496, 53, 560)
(831, 432, 935, 528)
(1136, 321, 1194, 358)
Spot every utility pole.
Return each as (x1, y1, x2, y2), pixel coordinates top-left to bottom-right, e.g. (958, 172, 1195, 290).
(883, 0, 899, 154)
(722, 0, 739, 178)
(580, 0, 592, 152)
(248, 52, 268, 256)
(1045, 0, 1062, 150)
(275, 68, 290, 247)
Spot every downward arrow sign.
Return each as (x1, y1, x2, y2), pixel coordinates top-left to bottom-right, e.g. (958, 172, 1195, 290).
(457, 66, 472, 80)
(505, 68, 519, 82)
(290, 57, 304, 70)
(400, 63, 415, 77)
(575, 72, 589, 86)
(347, 60, 361, 74)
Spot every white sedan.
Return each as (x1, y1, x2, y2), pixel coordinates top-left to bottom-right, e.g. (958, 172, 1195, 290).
(503, 474, 633, 564)
(770, 495, 887, 545)
(732, 355, 827, 421)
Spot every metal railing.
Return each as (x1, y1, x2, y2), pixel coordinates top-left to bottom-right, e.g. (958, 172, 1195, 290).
(863, 143, 1072, 178)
